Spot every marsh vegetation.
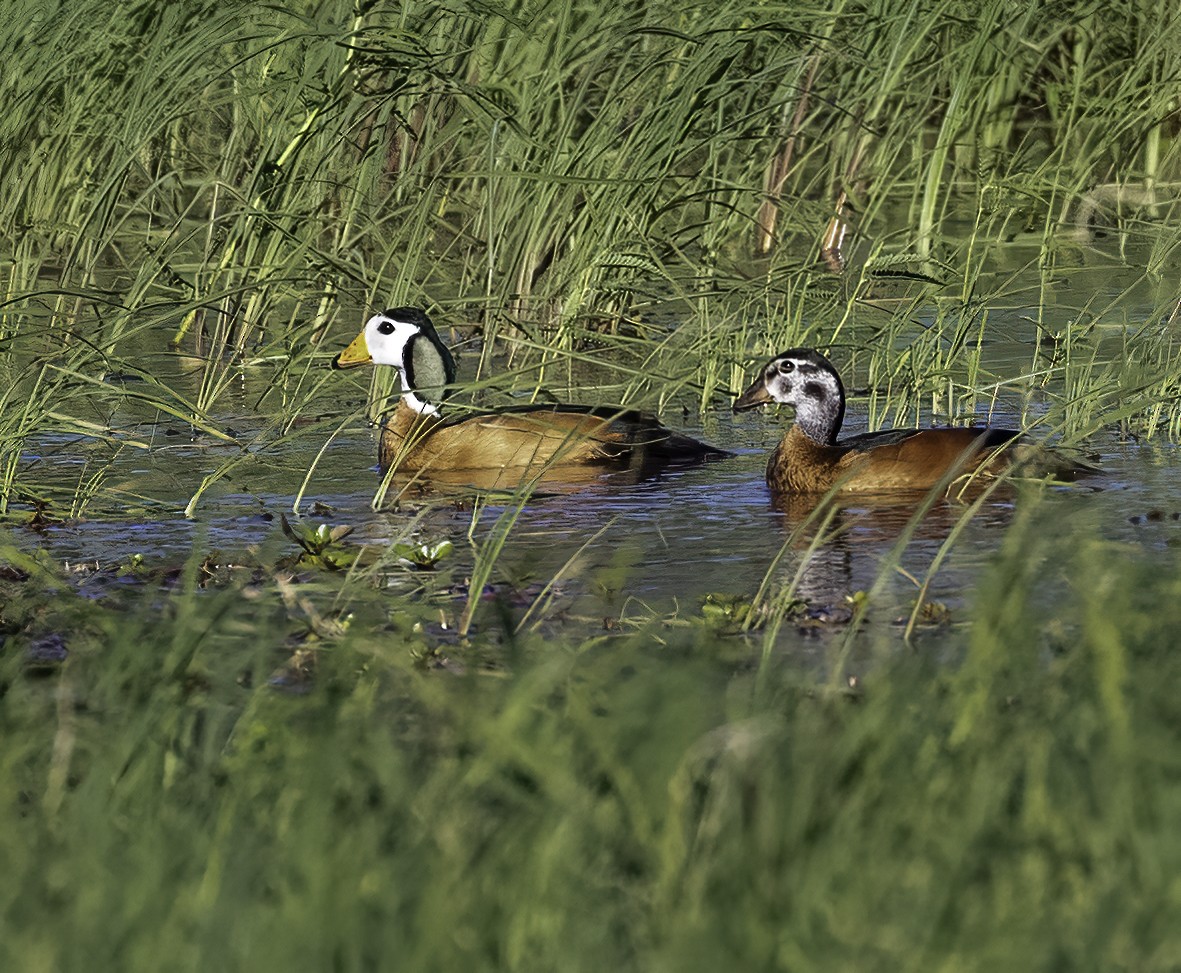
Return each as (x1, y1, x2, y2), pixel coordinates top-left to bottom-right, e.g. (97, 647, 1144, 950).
(4, 0, 1181, 968)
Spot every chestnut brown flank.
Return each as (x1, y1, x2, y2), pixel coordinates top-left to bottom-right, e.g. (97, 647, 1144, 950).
(734, 347, 1094, 496)
(335, 307, 728, 488)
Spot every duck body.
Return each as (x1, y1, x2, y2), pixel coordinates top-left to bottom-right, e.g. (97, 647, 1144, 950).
(762, 422, 1020, 494)
(378, 397, 723, 477)
(334, 307, 727, 487)
(734, 348, 1090, 495)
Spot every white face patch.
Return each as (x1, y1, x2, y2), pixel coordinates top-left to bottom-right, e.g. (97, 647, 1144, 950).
(363, 313, 440, 416)
(364, 313, 422, 366)
(764, 361, 796, 402)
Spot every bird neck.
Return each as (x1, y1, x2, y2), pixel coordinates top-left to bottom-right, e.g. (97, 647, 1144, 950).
(388, 397, 441, 437)
(379, 399, 443, 471)
(396, 365, 440, 417)
(793, 394, 843, 445)
(402, 387, 439, 416)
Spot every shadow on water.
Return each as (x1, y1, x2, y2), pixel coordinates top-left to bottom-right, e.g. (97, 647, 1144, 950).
(363, 417, 1131, 638)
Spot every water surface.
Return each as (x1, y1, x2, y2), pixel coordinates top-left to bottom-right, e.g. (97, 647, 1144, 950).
(8, 241, 1178, 653)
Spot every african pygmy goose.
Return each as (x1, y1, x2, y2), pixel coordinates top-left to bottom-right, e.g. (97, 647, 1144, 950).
(333, 307, 727, 487)
(733, 348, 1093, 494)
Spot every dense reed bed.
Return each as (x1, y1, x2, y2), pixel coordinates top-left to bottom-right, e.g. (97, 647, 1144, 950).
(3, 0, 1181, 500)
(5, 0, 1181, 967)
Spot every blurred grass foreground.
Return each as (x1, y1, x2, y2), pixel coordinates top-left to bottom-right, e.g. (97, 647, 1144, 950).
(3, 506, 1181, 969)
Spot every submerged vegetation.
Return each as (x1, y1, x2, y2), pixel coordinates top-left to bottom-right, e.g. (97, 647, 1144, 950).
(4, 0, 1181, 967)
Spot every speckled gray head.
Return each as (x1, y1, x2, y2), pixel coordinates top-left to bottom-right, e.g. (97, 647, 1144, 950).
(733, 348, 845, 445)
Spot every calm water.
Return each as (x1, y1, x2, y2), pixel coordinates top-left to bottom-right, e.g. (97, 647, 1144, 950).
(14, 397, 1150, 643)
(9, 240, 1179, 647)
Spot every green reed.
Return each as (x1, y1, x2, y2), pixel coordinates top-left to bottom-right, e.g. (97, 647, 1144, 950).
(2, 0, 1181, 484)
(5, 7, 1181, 969)
(8, 5, 1181, 965)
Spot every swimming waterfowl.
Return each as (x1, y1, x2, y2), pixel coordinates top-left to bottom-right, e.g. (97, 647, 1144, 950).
(333, 307, 727, 487)
(733, 348, 1091, 494)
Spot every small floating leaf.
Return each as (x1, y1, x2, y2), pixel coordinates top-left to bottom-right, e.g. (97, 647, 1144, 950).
(393, 539, 454, 570)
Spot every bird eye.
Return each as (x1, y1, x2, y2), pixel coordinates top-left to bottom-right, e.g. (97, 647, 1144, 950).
(377, 320, 395, 335)
(776, 360, 795, 375)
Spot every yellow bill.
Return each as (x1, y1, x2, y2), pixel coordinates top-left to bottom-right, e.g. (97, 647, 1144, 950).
(332, 330, 372, 369)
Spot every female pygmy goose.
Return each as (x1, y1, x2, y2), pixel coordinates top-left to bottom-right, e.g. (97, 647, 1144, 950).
(333, 307, 727, 485)
(733, 348, 1091, 494)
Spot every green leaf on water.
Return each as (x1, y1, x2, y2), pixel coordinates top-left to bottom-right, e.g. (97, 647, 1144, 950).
(393, 540, 454, 570)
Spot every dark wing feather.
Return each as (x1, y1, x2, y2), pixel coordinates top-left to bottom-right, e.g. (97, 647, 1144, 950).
(839, 426, 1021, 452)
(438, 404, 729, 463)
